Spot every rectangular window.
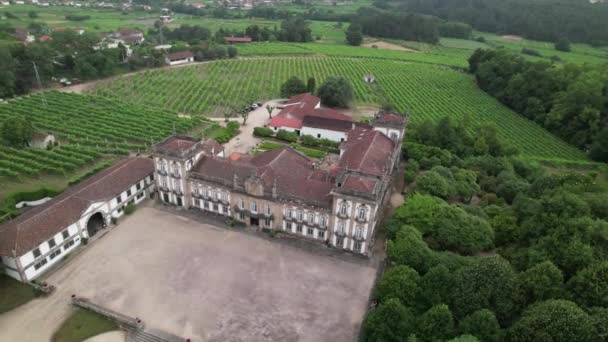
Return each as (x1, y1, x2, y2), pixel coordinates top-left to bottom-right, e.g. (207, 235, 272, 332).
(296, 224, 303, 233)
(136, 183, 142, 191)
(127, 189, 132, 197)
(251, 201, 257, 213)
(49, 249, 61, 260)
(205, 201, 210, 209)
(320, 216, 327, 227)
(308, 213, 314, 225)
(336, 236, 344, 247)
(48, 238, 56, 249)
(354, 241, 362, 252)
(63, 239, 75, 251)
(338, 221, 345, 234)
(33, 248, 41, 258)
(34, 258, 47, 271)
(240, 199, 245, 209)
(265, 204, 271, 215)
(318, 231, 325, 239)
(297, 211, 303, 221)
(219, 205, 223, 214)
(116, 195, 122, 203)
(307, 228, 313, 236)
(62, 230, 69, 240)
(213, 203, 218, 212)
(264, 217, 271, 227)
(239, 212, 245, 220)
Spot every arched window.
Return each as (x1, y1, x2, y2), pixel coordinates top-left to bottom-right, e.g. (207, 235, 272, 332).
(297, 210, 303, 221)
(308, 213, 315, 224)
(158, 159, 166, 172)
(358, 206, 367, 220)
(320, 216, 327, 227)
(355, 226, 363, 238)
(340, 202, 348, 216)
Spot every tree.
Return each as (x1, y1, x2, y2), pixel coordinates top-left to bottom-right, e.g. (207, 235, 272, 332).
(345, 23, 363, 46)
(28, 11, 38, 19)
(449, 336, 479, 342)
(375, 265, 421, 307)
(419, 265, 454, 308)
(280, 76, 306, 98)
(0, 48, 15, 98)
(227, 46, 238, 58)
(317, 76, 353, 108)
(567, 261, 608, 308)
(507, 300, 596, 342)
(519, 261, 563, 305)
(278, 17, 312, 42)
(589, 127, 608, 162)
(387, 225, 437, 274)
(364, 298, 415, 342)
(451, 256, 521, 323)
(265, 104, 275, 119)
(416, 304, 455, 342)
(414, 171, 450, 199)
(459, 309, 502, 342)
(1, 115, 34, 147)
(589, 307, 608, 342)
(306, 76, 316, 93)
(554, 37, 571, 52)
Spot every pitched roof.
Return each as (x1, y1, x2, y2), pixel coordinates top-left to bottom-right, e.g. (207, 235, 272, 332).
(267, 116, 302, 129)
(191, 147, 333, 208)
(302, 115, 353, 132)
(372, 111, 407, 127)
(167, 51, 193, 61)
(342, 175, 378, 193)
(224, 36, 252, 43)
(201, 139, 223, 156)
(339, 127, 395, 176)
(270, 93, 352, 130)
(154, 135, 198, 153)
(0, 158, 154, 256)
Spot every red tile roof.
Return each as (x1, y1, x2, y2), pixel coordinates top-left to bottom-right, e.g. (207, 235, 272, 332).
(167, 51, 193, 61)
(0, 158, 154, 256)
(155, 135, 198, 152)
(342, 175, 377, 193)
(339, 127, 395, 176)
(268, 116, 302, 129)
(302, 116, 353, 132)
(270, 93, 352, 131)
(224, 36, 252, 43)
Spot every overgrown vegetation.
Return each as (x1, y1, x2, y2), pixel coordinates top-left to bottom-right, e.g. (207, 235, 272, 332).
(364, 117, 608, 341)
(0, 187, 61, 224)
(469, 49, 608, 162)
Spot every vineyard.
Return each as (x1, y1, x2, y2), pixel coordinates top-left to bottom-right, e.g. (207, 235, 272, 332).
(90, 57, 588, 162)
(0, 92, 201, 179)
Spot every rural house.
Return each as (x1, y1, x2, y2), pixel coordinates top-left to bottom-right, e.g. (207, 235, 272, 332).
(165, 51, 194, 66)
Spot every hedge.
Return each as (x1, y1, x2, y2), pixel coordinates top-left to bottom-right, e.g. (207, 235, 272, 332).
(276, 129, 298, 143)
(254, 127, 274, 137)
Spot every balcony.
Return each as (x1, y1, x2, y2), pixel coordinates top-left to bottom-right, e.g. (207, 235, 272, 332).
(335, 229, 346, 237)
(355, 215, 368, 223)
(336, 212, 349, 219)
(157, 169, 167, 176)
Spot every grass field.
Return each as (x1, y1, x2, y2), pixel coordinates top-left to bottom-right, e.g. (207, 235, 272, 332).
(51, 309, 118, 342)
(90, 57, 588, 162)
(0, 274, 37, 314)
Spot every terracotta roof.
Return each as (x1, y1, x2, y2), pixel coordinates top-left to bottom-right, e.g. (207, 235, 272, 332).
(270, 93, 352, 130)
(0, 158, 154, 256)
(39, 35, 52, 42)
(267, 116, 302, 129)
(167, 51, 193, 61)
(191, 147, 333, 208)
(342, 175, 378, 193)
(302, 115, 353, 132)
(372, 111, 407, 128)
(224, 36, 252, 43)
(201, 139, 223, 156)
(339, 127, 395, 176)
(155, 135, 198, 152)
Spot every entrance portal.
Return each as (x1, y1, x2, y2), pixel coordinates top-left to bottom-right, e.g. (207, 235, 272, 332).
(86, 212, 105, 238)
(250, 217, 259, 226)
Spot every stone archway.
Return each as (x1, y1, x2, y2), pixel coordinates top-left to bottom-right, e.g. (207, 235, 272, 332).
(86, 212, 105, 238)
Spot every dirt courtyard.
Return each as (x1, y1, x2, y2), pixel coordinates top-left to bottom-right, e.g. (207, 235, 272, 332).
(2, 207, 377, 342)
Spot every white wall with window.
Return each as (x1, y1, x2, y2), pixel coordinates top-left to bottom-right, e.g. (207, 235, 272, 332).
(300, 126, 347, 142)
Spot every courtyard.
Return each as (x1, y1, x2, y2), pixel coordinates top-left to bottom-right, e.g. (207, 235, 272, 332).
(0, 206, 377, 342)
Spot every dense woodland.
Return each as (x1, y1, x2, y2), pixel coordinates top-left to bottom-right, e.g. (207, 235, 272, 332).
(382, 0, 608, 46)
(364, 117, 608, 341)
(468, 49, 608, 162)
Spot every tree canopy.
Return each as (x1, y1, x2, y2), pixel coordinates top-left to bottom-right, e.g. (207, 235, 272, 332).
(316, 76, 353, 108)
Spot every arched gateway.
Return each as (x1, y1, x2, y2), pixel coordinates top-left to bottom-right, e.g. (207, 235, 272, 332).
(86, 212, 105, 238)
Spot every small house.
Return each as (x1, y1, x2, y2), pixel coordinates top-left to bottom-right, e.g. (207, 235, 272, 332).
(29, 133, 56, 149)
(165, 51, 194, 66)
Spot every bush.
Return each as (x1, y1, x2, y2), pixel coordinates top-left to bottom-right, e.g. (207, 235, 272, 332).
(124, 203, 136, 215)
(300, 134, 320, 147)
(65, 14, 91, 21)
(317, 76, 353, 108)
(276, 129, 298, 143)
(226, 120, 240, 133)
(254, 127, 274, 137)
(521, 48, 541, 57)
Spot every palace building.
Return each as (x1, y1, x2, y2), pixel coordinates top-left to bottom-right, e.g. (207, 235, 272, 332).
(154, 111, 407, 255)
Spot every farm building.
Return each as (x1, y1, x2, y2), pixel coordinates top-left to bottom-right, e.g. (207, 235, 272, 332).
(165, 51, 194, 66)
(114, 28, 144, 44)
(0, 158, 155, 282)
(29, 133, 55, 149)
(224, 36, 253, 44)
(14, 29, 34, 43)
(268, 93, 355, 141)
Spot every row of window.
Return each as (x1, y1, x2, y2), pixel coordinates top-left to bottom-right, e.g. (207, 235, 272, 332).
(338, 201, 368, 220)
(195, 199, 226, 214)
(32, 228, 73, 259)
(116, 178, 151, 204)
(285, 208, 328, 227)
(33, 237, 78, 271)
(238, 199, 271, 215)
(335, 236, 363, 252)
(336, 221, 366, 238)
(157, 159, 181, 176)
(284, 222, 326, 239)
(194, 186, 228, 202)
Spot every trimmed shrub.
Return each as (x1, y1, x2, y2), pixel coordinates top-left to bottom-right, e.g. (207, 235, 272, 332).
(276, 129, 298, 143)
(124, 203, 136, 215)
(254, 127, 274, 137)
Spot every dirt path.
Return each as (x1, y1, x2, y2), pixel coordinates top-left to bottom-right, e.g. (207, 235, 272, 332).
(219, 100, 282, 155)
(362, 40, 418, 52)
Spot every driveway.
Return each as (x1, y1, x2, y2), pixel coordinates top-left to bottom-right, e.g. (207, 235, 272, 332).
(214, 100, 282, 155)
(0, 206, 376, 342)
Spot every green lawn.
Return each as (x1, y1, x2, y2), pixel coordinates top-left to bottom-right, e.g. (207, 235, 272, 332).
(52, 308, 118, 342)
(0, 274, 37, 314)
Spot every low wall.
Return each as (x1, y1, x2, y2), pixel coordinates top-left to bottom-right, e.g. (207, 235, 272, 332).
(15, 197, 53, 209)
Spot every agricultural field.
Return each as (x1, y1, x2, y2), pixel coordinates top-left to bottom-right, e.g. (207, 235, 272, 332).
(0, 4, 156, 33)
(90, 57, 588, 162)
(0, 91, 200, 180)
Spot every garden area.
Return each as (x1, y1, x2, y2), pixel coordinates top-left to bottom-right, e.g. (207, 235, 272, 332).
(51, 309, 118, 342)
(0, 275, 38, 314)
(253, 127, 339, 159)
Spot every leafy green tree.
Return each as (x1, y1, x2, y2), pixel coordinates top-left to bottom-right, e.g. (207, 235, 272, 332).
(317, 76, 353, 108)
(227, 46, 238, 58)
(459, 309, 502, 342)
(278, 16, 313, 42)
(414, 171, 449, 199)
(566, 261, 608, 308)
(1, 115, 34, 147)
(451, 256, 521, 323)
(345, 23, 363, 46)
(589, 307, 608, 342)
(375, 265, 421, 307)
(589, 127, 608, 162)
(449, 335, 479, 342)
(387, 225, 437, 273)
(28, 11, 38, 18)
(419, 265, 454, 308)
(0, 48, 15, 98)
(364, 298, 415, 342)
(519, 261, 563, 305)
(280, 76, 307, 98)
(416, 304, 455, 342)
(306, 76, 316, 93)
(507, 300, 596, 342)
(554, 37, 571, 52)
